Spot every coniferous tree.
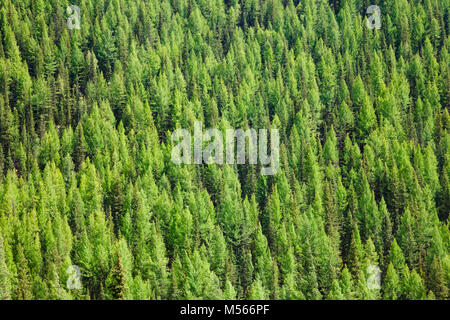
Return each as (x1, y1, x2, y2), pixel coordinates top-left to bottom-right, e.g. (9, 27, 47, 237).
(0, 233, 11, 300)
(0, 0, 447, 301)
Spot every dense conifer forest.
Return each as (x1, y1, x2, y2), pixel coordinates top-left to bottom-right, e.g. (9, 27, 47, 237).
(0, 0, 449, 300)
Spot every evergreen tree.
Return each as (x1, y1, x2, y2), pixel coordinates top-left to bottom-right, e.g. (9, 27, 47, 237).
(0, 233, 11, 300)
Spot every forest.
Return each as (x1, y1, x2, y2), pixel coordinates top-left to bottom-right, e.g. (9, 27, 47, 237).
(0, 0, 448, 300)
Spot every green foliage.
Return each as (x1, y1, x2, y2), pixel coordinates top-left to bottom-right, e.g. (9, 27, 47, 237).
(0, 0, 448, 300)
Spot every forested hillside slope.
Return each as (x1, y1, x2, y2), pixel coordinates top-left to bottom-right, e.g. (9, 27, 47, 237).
(0, 0, 449, 300)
